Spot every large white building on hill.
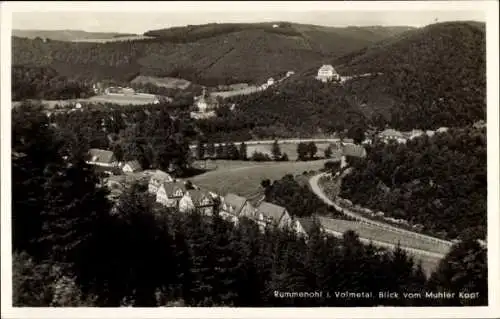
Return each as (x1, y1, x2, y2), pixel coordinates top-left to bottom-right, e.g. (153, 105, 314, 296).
(316, 64, 340, 82)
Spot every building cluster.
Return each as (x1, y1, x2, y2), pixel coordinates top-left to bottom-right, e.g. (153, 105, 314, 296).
(375, 127, 449, 145)
(86, 148, 143, 175)
(147, 170, 317, 238)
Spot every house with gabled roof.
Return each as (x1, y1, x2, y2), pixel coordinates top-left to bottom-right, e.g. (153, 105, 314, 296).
(179, 189, 216, 216)
(293, 216, 320, 239)
(221, 193, 256, 224)
(148, 170, 174, 194)
(255, 201, 292, 232)
(122, 160, 142, 173)
(315, 64, 340, 82)
(86, 149, 118, 167)
(156, 181, 187, 208)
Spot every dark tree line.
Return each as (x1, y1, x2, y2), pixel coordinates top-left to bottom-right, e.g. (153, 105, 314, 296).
(12, 65, 94, 101)
(11, 105, 488, 307)
(340, 128, 486, 241)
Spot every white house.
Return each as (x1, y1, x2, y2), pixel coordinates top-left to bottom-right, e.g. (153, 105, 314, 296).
(156, 181, 187, 208)
(179, 189, 215, 216)
(122, 160, 142, 173)
(220, 193, 256, 224)
(315, 64, 340, 83)
(267, 78, 275, 86)
(436, 127, 449, 133)
(286, 71, 295, 77)
(255, 201, 293, 233)
(148, 170, 174, 194)
(378, 129, 407, 144)
(86, 149, 118, 167)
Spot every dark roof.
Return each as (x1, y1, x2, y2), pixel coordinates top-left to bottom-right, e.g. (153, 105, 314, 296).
(88, 148, 116, 163)
(161, 181, 187, 197)
(257, 201, 287, 224)
(342, 144, 366, 158)
(187, 189, 214, 207)
(223, 193, 247, 215)
(296, 217, 316, 235)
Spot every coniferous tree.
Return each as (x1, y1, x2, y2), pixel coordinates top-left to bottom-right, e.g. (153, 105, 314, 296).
(297, 142, 309, 161)
(271, 140, 282, 161)
(239, 142, 248, 160)
(428, 239, 487, 306)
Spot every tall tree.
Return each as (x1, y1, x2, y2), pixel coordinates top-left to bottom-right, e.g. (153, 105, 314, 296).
(297, 142, 309, 161)
(196, 139, 206, 160)
(307, 142, 318, 160)
(239, 142, 248, 160)
(271, 140, 282, 161)
(428, 239, 487, 306)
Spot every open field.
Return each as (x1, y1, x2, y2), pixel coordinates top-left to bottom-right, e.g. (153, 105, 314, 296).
(318, 217, 451, 256)
(318, 217, 447, 276)
(131, 75, 192, 90)
(12, 93, 159, 108)
(188, 159, 332, 200)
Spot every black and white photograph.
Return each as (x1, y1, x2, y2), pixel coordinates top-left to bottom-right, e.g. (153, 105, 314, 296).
(1, 1, 499, 318)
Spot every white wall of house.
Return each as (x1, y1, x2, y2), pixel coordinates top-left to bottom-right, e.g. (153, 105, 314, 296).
(179, 195, 195, 213)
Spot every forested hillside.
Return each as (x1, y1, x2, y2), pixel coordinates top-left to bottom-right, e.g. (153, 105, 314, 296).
(197, 78, 367, 141)
(11, 105, 488, 307)
(340, 127, 487, 241)
(333, 21, 486, 130)
(12, 65, 94, 100)
(12, 22, 413, 86)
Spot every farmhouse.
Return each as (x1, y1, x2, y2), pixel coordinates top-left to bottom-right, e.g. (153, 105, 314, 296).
(122, 160, 142, 173)
(267, 78, 275, 86)
(148, 170, 174, 194)
(286, 71, 295, 77)
(436, 127, 449, 133)
(156, 181, 187, 208)
(86, 149, 118, 167)
(255, 201, 293, 232)
(293, 217, 319, 239)
(340, 144, 367, 169)
(315, 64, 340, 83)
(378, 129, 407, 144)
(221, 193, 256, 224)
(179, 189, 216, 216)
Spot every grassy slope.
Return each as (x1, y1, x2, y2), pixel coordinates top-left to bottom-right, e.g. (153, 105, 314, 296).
(188, 159, 332, 200)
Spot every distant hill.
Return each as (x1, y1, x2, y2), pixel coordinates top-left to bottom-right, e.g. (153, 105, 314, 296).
(12, 29, 138, 42)
(12, 22, 414, 86)
(295, 21, 486, 130)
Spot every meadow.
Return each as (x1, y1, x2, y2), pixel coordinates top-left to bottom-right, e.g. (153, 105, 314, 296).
(318, 217, 449, 276)
(131, 75, 192, 90)
(12, 93, 160, 109)
(188, 159, 332, 201)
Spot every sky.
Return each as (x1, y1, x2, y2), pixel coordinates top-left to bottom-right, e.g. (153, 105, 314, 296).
(8, 2, 486, 34)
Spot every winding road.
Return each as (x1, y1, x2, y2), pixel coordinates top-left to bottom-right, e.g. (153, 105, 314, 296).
(309, 172, 453, 259)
